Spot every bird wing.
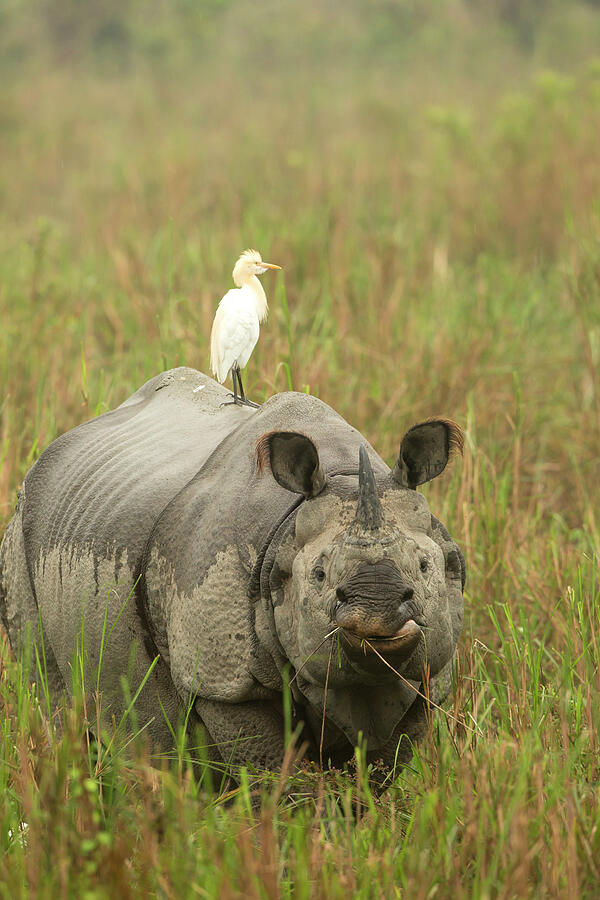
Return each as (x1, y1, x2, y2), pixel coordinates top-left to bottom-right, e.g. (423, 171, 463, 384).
(210, 289, 260, 383)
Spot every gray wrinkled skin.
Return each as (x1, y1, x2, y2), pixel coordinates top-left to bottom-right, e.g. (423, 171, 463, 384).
(0, 367, 465, 775)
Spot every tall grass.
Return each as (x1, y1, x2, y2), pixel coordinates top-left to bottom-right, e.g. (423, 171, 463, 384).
(1, 0, 600, 895)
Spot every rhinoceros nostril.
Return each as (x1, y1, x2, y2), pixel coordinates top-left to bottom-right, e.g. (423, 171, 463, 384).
(336, 586, 347, 603)
(400, 586, 414, 604)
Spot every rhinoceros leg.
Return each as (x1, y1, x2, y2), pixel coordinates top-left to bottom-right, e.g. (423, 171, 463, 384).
(0, 499, 67, 709)
(195, 697, 286, 773)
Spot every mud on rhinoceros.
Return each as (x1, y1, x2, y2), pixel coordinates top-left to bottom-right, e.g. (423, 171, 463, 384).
(0, 367, 465, 777)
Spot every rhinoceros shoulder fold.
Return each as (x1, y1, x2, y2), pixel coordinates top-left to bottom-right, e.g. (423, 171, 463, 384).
(144, 542, 274, 703)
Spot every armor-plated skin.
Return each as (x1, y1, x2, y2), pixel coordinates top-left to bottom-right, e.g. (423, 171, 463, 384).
(0, 367, 465, 773)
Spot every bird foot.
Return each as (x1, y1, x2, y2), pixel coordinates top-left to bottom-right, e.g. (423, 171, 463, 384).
(220, 395, 260, 409)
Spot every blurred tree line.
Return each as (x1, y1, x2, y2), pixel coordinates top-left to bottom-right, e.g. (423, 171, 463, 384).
(1, 0, 231, 72)
(2, 0, 600, 76)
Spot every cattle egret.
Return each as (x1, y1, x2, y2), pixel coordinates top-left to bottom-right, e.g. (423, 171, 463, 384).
(210, 249, 281, 407)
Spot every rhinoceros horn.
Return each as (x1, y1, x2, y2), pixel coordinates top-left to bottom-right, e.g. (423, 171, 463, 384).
(352, 445, 384, 532)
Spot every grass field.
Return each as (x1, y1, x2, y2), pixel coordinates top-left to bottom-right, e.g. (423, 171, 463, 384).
(1, 0, 600, 895)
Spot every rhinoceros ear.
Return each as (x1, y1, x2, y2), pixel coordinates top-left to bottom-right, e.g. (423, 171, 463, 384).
(392, 418, 463, 488)
(256, 431, 326, 498)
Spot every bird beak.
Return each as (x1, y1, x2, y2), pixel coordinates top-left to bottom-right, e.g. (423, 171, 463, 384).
(261, 262, 282, 270)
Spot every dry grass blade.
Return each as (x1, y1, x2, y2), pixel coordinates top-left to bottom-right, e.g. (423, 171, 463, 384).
(289, 627, 340, 686)
(319, 634, 336, 770)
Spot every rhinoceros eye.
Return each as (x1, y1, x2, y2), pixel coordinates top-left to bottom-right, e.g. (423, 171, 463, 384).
(313, 565, 326, 584)
(419, 558, 429, 574)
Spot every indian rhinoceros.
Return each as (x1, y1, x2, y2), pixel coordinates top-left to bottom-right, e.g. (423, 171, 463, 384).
(0, 367, 465, 774)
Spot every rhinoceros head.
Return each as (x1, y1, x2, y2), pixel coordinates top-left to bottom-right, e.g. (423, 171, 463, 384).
(256, 421, 465, 690)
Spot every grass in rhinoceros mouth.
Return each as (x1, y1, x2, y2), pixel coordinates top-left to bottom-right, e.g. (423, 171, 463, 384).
(2, 0, 600, 895)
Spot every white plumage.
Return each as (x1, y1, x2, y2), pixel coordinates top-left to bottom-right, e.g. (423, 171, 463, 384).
(210, 286, 262, 384)
(210, 249, 281, 407)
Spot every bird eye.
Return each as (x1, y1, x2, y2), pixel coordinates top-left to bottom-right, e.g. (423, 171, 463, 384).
(313, 566, 326, 583)
(420, 558, 429, 573)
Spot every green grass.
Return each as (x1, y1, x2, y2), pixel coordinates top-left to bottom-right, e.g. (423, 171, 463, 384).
(1, 0, 600, 895)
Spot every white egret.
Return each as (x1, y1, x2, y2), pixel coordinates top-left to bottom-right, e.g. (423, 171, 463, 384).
(210, 248, 281, 407)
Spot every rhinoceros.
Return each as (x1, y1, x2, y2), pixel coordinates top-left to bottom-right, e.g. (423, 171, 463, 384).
(0, 367, 465, 774)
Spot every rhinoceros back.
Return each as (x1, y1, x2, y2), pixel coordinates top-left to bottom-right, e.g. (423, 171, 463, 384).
(21, 369, 248, 565)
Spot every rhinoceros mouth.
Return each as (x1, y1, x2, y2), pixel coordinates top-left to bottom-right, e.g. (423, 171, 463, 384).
(340, 619, 422, 656)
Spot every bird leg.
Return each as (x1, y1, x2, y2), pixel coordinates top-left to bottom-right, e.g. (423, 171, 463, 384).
(235, 365, 260, 409)
(220, 365, 260, 408)
(220, 367, 242, 406)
